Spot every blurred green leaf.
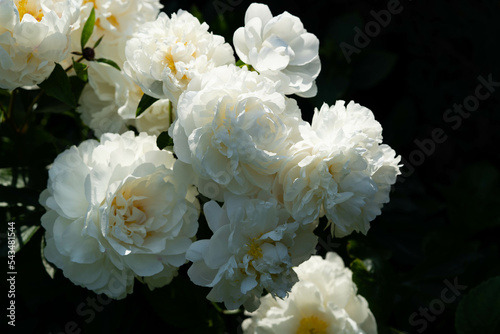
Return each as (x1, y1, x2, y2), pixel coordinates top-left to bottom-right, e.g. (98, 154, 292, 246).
(95, 58, 121, 71)
(72, 59, 88, 82)
(4, 225, 41, 253)
(136, 94, 159, 117)
(156, 131, 174, 149)
(93, 35, 104, 49)
(347, 238, 394, 323)
(38, 64, 76, 108)
(34, 104, 73, 115)
(0, 167, 14, 186)
(455, 276, 500, 334)
(41, 235, 56, 279)
(70, 75, 87, 103)
(81, 7, 95, 50)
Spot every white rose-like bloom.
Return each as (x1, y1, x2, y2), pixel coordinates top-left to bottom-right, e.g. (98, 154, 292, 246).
(242, 252, 377, 334)
(77, 61, 139, 136)
(77, 62, 172, 137)
(279, 101, 401, 237)
(0, 0, 80, 89)
(123, 10, 235, 105)
(233, 3, 321, 97)
(40, 131, 200, 298)
(186, 193, 317, 312)
(135, 98, 173, 136)
(63, 0, 162, 68)
(171, 64, 305, 201)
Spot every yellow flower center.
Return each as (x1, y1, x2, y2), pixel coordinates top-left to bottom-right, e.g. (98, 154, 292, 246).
(95, 15, 120, 30)
(106, 14, 119, 27)
(247, 237, 263, 259)
(297, 316, 328, 334)
(328, 164, 335, 178)
(108, 185, 149, 243)
(83, 0, 97, 8)
(165, 52, 177, 74)
(16, 0, 43, 22)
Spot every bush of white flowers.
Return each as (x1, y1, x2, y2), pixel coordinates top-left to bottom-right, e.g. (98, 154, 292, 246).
(1, 1, 403, 332)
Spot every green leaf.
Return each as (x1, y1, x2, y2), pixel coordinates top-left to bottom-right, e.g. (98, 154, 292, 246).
(347, 238, 394, 323)
(136, 93, 159, 117)
(156, 131, 174, 149)
(38, 64, 76, 107)
(189, 4, 204, 23)
(34, 104, 72, 115)
(70, 74, 87, 103)
(41, 235, 55, 279)
(94, 58, 121, 71)
(81, 7, 95, 50)
(455, 276, 500, 334)
(93, 35, 104, 49)
(14, 225, 40, 252)
(72, 58, 88, 82)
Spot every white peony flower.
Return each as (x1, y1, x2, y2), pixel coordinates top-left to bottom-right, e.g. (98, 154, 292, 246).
(77, 61, 173, 137)
(233, 3, 321, 97)
(123, 10, 235, 105)
(278, 101, 401, 237)
(64, 0, 162, 68)
(40, 131, 200, 299)
(171, 64, 305, 201)
(0, 0, 80, 89)
(242, 252, 377, 334)
(186, 193, 317, 312)
(135, 98, 173, 136)
(77, 61, 139, 136)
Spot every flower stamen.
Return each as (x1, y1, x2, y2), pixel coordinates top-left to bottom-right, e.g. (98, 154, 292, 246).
(248, 237, 263, 259)
(16, 0, 43, 22)
(297, 315, 328, 334)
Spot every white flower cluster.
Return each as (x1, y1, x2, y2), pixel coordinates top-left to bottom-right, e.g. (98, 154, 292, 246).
(29, 1, 399, 325)
(40, 132, 200, 298)
(66, 0, 163, 68)
(0, 0, 80, 89)
(187, 193, 317, 311)
(242, 252, 377, 333)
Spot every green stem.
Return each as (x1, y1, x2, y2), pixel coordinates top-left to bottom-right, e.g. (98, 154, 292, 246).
(5, 89, 19, 132)
(64, 56, 85, 72)
(18, 88, 45, 134)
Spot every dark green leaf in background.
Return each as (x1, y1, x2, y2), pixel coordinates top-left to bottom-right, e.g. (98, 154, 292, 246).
(136, 94, 159, 117)
(347, 238, 395, 324)
(156, 131, 174, 149)
(38, 64, 76, 108)
(455, 276, 500, 334)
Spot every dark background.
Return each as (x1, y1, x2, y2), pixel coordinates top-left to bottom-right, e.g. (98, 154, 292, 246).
(2, 0, 500, 333)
